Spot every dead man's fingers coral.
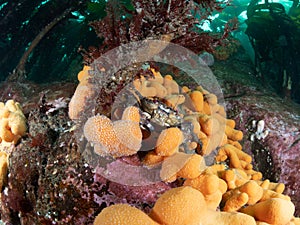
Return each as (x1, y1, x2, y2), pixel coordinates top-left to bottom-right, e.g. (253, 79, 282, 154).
(160, 152, 206, 182)
(164, 94, 185, 108)
(189, 90, 204, 112)
(240, 198, 295, 225)
(163, 75, 179, 94)
(225, 125, 243, 141)
(113, 120, 142, 156)
(184, 173, 220, 195)
(155, 127, 183, 156)
(149, 186, 207, 225)
(84, 115, 119, 156)
(223, 192, 249, 212)
(176, 153, 206, 179)
(121, 106, 140, 122)
(133, 79, 157, 97)
(68, 85, 94, 120)
(238, 180, 263, 205)
(94, 204, 159, 225)
(0, 100, 27, 144)
(84, 106, 143, 158)
(0, 152, 8, 192)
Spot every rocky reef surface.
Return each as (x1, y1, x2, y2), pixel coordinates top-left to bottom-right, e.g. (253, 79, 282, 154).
(213, 54, 300, 215)
(0, 52, 299, 224)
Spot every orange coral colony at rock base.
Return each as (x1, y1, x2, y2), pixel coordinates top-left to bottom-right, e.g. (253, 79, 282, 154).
(70, 66, 300, 224)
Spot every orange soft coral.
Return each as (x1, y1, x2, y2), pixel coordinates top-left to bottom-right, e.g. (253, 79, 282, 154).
(84, 106, 142, 157)
(93, 186, 257, 225)
(0, 100, 26, 144)
(160, 152, 206, 182)
(84, 115, 120, 156)
(69, 66, 94, 120)
(94, 204, 159, 225)
(149, 186, 207, 225)
(240, 198, 295, 225)
(0, 152, 8, 192)
(155, 127, 183, 156)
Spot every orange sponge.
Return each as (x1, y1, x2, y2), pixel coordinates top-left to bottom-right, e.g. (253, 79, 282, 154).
(84, 106, 142, 157)
(149, 186, 207, 225)
(0, 152, 8, 192)
(155, 127, 183, 156)
(0, 100, 27, 144)
(240, 198, 295, 225)
(160, 152, 206, 182)
(190, 90, 204, 112)
(94, 204, 159, 225)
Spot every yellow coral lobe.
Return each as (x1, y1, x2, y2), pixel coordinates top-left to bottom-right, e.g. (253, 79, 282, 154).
(155, 127, 183, 156)
(0, 100, 26, 144)
(8, 113, 26, 136)
(184, 173, 220, 196)
(121, 106, 140, 123)
(77, 65, 91, 82)
(0, 108, 9, 119)
(225, 125, 243, 141)
(148, 81, 167, 98)
(5, 100, 18, 112)
(239, 180, 263, 205)
(143, 151, 165, 166)
(68, 85, 94, 120)
(164, 75, 179, 94)
(94, 204, 159, 225)
(150, 68, 164, 84)
(210, 211, 256, 225)
(223, 192, 249, 212)
(190, 90, 204, 112)
(135, 80, 157, 97)
(181, 86, 190, 93)
(150, 186, 207, 225)
(83, 115, 119, 155)
(260, 189, 290, 202)
(177, 154, 205, 179)
(205, 93, 218, 105)
(203, 190, 223, 210)
(160, 152, 193, 182)
(113, 120, 142, 156)
(240, 198, 295, 225)
(184, 115, 201, 134)
(0, 120, 15, 142)
(226, 119, 236, 128)
(0, 152, 8, 192)
(164, 94, 185, 108)
(115, 106, 142, 156)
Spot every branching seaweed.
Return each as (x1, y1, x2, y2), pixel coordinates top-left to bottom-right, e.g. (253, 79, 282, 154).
(80, 0, 237, 64)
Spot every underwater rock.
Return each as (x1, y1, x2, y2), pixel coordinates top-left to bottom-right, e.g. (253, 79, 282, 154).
(224, 81, 300, 217)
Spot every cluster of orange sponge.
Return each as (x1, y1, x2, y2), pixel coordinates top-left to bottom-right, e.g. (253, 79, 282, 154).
(0, 100, 26, 197)
(68, 65, 95, 120)
(84, 106, 142, 158)
(139, 69, 252, 184)
(0, 151, 8, 194)
(85, 67, 300, 224)
(96, 186, 296, 225)
(94, 176, 299, 225)
(0, 99, 26, 144)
